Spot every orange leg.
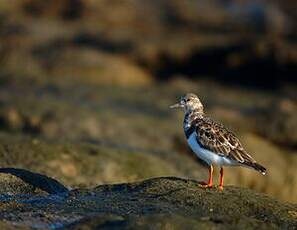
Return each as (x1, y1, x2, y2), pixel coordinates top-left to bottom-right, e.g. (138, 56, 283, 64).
(199, 165, 213, 188)
(219, 167, 224, 191)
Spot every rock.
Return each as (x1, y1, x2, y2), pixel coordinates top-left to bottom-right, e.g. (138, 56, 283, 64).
(0, 168, 69, 195)
(0, 177, 295, 229)
(37, 47, 153, 87)
(0, 133, 205, 188)
(0, 173, 40, 195)
(0, 107, 42, 134)
(258, 99, 297, 147)
(0, 107, 24, 131)
(70, 213, 277, 230)
(0, 77, 297, 203)
(0, 221, 28, 230)
(2, 0, 297, 87)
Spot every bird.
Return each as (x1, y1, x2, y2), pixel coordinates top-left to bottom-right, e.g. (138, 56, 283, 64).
(170, 93, 266, 190)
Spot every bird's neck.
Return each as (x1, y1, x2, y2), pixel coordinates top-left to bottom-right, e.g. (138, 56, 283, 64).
(183, 109, 204, 130)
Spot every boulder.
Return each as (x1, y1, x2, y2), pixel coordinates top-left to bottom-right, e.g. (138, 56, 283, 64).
(0, 177, 295, 229)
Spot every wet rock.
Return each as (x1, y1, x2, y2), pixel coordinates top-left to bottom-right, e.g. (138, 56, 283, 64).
(0, 177, 295, 229)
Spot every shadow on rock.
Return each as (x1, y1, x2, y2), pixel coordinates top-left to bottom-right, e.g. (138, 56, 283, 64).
(0, 168, 69, 194)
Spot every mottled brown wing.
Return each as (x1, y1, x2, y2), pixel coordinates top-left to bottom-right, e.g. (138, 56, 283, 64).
(194, 117, 255, 164)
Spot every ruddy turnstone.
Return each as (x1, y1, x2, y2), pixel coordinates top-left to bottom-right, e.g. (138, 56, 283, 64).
(170, 93, 266, 190)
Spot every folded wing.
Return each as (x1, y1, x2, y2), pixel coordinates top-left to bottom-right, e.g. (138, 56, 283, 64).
(194, 117, 256, 164)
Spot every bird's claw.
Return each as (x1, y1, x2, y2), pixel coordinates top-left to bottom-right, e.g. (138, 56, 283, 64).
(198, 181, 213, 188)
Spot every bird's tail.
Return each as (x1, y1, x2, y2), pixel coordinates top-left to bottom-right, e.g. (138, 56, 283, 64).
(251, 162, 267, 175)
(243, 161, 267, 175)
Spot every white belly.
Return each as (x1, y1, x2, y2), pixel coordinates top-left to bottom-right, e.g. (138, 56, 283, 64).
(187, 132, 236, 166)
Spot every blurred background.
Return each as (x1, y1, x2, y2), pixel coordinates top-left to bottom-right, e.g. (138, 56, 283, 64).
(0, 0, 296, 203)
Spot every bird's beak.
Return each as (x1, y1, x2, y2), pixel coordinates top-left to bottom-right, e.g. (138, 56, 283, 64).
(170, 103, 182, 109)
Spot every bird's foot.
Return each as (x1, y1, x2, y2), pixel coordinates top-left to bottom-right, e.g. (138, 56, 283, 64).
(198, 181, 213, 188)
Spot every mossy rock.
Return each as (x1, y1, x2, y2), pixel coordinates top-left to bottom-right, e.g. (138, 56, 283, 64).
(0, 133, 205, 188)
(0, 177, 296, 229)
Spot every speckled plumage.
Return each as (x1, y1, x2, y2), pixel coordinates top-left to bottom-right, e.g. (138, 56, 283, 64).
(171, 93, 266, 176)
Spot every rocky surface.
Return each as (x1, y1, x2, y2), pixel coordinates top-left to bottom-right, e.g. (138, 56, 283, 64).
(0, 132, 206, 188)
(0, 0, 296, 87)
(0, 175, 296, 229)
(0, 168, 68, 195)
(0, 1, 296, 229)
(0, 77, 296, 203)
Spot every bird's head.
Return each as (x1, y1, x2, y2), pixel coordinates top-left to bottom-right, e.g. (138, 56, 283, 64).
(170, 93, 204, 114)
